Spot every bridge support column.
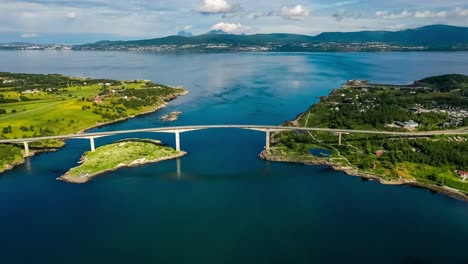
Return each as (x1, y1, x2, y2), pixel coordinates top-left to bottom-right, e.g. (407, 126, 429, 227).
(265, 129, 270, 151)
(175, 131, 180, 151)
(338, 132, 342, 146)
(23, 142, 30, 157)
(89, 137, 96, 152)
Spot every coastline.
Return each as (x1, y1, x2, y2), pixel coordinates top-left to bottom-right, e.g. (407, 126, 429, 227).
(0, 89, 188, 174)
(259, 150, 468, 202)
(78, 90, 189, 133)
(58, 151, 187, 184)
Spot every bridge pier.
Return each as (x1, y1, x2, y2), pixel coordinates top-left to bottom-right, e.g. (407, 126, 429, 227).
(89, 137, 96, 152)
(153, 129, 201, 152)
(23, 142, 30, 157)
(175, 131, 180, 151)
(265, 129, 270, 150)
(338, 132, 342, 146)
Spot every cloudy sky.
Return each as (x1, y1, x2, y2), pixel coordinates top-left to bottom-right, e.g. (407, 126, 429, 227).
(1, 0, 467, 43)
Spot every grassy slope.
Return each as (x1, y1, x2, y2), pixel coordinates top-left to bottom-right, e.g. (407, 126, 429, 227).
(63, 139, 183, 181)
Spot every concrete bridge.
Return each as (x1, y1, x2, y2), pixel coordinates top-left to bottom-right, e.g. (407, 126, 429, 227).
(0, 125, 467, 156)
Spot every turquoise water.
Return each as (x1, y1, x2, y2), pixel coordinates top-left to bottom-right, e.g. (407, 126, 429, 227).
(1, 51, 468, 263)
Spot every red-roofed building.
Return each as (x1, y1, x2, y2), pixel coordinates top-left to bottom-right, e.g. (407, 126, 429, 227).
(94, 96, 103, 103)
(457, 170, 468, 181)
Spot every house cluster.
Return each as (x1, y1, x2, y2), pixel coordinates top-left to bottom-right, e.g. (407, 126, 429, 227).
(1, 78, 15, 84)
(411, 104, 467, 128)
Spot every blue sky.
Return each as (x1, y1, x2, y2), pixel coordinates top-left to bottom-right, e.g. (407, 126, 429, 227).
(1, 0, 467, 44)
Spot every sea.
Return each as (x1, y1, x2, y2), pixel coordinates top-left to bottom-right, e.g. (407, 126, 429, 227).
(1, 50, 468, 264)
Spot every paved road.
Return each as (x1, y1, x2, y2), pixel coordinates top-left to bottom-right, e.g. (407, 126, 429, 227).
(0, 125, 467, 144)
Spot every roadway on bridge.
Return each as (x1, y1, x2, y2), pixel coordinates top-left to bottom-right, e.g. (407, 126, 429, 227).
(0, 125, 467, 144)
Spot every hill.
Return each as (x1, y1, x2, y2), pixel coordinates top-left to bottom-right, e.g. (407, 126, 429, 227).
(73, 25, 468, 52)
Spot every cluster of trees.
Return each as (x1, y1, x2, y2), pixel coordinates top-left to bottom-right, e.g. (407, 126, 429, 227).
(0, 144, 22, 168)
(0, 72, 122, 91)
(0, 94, 18, 104)
(417, 74, 468, 93)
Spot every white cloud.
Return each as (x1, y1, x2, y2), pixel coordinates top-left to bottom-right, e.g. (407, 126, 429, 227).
(197, 0, 240, 14)
(278, 5, 309, 20)
(209, 22, 250, 34)
(21, 33, 39, 38)
(184, 25, 193, 30)
(66, 11, 78, 19)
(414, 10, 448, 18)
(376, 11, 388, 17)
(455, 7, 468, 17)
(385, 24, 407, 30)
(376, 10, 412, 19)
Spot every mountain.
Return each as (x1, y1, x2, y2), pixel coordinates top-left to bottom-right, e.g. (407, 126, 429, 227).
(69, 25, 468, 52)
(313, 25, 468, 46)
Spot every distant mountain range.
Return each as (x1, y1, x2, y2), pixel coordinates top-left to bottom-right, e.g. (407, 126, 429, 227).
(3, 25, 468, 52)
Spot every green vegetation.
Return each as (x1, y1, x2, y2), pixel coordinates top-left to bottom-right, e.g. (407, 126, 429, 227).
(59, 139, 186, 183)
(0, 144, 24, 172)
(0, 72, 185, 173)
(268, 75, 468, 195)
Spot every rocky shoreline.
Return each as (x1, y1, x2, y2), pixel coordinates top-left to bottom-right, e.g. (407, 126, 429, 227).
(58, 151, 187, 184)
(259, 150, 468, 202)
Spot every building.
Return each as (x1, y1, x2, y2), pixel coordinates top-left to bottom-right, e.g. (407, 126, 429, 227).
(94, 96, 103, 103)
(457, 170, 468, 181)
(395, 120, 419, 129)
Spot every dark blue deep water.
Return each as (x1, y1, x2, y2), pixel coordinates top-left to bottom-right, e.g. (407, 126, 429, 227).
(1, 51, 468, 264)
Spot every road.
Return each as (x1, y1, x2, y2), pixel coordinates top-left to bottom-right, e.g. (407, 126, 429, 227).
(0, 125, 467, 144)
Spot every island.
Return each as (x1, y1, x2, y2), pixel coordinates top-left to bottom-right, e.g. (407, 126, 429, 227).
(160, 111, 182, 122)
(59, 139, 186, 183)
(0, 72, 187, 173)
(260, 74, 468, 200)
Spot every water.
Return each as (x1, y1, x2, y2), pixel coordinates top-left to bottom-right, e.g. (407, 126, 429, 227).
(1, 51, 468, 264)
(309, 148, 333, 157)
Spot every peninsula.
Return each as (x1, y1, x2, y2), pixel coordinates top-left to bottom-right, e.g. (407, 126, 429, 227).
(0, 72, 186, 173)
(59, 139, 186, 183)
(260, 74, 468, 199)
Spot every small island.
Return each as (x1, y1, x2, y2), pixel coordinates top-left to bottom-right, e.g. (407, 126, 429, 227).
(261, 74, 468, 200)
(58, 139, 186, 183)
(0, 72, 186, 173)
(160, 111, 182, 122)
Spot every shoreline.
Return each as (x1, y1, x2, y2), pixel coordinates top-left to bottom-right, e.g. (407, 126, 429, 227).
(78, 90, 188, 133)
(58, 151, 187, 184)
(0, 89, 188, 174)
(259, 150, 468, 202)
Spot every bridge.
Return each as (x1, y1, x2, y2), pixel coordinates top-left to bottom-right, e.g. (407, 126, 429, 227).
(0, 125, 467, 156)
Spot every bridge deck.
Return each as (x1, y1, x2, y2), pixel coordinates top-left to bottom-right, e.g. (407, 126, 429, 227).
(0, 125, 467, 144)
